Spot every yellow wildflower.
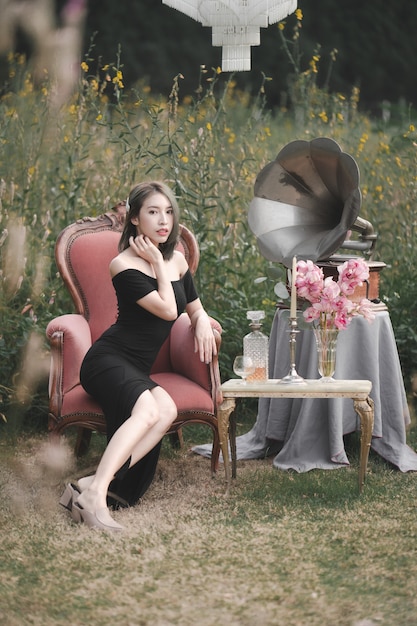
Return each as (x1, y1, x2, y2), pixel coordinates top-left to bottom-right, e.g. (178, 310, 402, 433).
(309, 55, 320, 73)
(81, 61, 89, 73)
(295, 8, 303, 20)
(96, 114, 103, 121)
(278, 22, 285, 30)
(112, 70, 124, 89)
(318, 111, 328, 123)
(206, 122, 212, 131)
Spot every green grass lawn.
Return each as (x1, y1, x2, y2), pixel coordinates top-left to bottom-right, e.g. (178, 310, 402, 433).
(1, 411, 416, 626)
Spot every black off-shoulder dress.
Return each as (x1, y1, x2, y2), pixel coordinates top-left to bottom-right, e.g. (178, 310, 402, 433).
(80, 268, 198, 506)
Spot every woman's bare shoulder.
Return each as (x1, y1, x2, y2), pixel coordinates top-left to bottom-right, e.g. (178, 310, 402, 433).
(173, 250, 189, 276)
(109, 250, 136, 277)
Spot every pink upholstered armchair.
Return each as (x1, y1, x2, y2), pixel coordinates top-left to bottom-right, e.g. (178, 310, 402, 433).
(46, 204, 222, 474)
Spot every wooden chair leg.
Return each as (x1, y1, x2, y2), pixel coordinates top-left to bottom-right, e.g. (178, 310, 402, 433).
(75, 427, 93, 456)
(168, 429, 184, 449)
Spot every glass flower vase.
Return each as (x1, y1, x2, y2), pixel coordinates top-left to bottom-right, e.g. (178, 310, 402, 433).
(313, 327, 339, 382)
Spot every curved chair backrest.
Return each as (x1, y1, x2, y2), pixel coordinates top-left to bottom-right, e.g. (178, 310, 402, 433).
(54, 204, 200, 343)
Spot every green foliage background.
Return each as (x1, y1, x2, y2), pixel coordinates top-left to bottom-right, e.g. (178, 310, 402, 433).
(0, 17, 417, 432)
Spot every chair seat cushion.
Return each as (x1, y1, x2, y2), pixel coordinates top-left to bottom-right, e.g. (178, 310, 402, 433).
(58, 373, 214, 424)
(61, 384, 103, 417)
(151, 372, 214, 413)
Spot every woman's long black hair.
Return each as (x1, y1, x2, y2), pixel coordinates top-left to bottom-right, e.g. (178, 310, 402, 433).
(118, 181, 180, 259)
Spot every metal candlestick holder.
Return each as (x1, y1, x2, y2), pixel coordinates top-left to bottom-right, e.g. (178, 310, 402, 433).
(281, 315, 306, 384)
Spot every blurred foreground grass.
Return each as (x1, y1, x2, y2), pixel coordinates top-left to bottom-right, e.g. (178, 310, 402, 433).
(1, 410, 416, 626)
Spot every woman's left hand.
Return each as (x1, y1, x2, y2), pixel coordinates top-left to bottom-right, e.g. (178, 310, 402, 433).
(193, 312, 217, 364)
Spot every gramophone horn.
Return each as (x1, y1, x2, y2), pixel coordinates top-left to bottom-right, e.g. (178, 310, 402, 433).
(248, 138, 366, 267)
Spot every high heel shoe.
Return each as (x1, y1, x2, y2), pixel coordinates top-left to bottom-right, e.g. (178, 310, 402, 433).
(60, 481, 129, 515)
(71, 500, 124, 532)
(59, 483, 81, 511)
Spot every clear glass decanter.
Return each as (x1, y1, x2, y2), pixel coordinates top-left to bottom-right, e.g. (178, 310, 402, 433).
(243, 310, 269, 382)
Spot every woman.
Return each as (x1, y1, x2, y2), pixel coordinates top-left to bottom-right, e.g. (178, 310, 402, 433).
(60, 181, 217, 532)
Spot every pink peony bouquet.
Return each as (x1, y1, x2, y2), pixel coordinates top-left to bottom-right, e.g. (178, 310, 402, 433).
(295, 258, 376, 330)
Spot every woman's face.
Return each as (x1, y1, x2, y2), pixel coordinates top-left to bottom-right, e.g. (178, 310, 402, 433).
(132, 192, 174, 246)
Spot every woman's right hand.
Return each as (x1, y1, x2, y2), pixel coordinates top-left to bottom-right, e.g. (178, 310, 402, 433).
(129, 235, 163, 265)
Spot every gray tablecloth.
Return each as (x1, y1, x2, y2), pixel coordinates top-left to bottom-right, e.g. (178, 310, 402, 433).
(194, 309, 417, 472)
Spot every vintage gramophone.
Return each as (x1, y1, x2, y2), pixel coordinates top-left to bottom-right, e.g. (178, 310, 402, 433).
(248, 137, 386, 307)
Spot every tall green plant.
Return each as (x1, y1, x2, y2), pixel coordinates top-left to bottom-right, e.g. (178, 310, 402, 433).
(356, 124, 417, 390)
